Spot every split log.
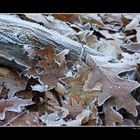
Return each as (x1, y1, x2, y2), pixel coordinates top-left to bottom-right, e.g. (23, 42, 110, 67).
(0, 15, 105, 72)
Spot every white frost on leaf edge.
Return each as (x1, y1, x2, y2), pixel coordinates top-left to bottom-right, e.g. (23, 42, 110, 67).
(31, 84, 48, 92)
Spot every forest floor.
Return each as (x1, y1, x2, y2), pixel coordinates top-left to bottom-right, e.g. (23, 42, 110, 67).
(0, 13, 140, 126)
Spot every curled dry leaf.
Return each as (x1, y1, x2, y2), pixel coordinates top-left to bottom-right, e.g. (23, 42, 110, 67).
(84, 55, 140, 116)
(98, 30, 124, 40)
(56, 49, 69, 63)
(0, 97, 34, 120)
(0, 69, 27, 99)
(121, 42, 140, 53)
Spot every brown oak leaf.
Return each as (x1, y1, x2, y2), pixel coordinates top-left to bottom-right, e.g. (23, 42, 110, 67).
(0, 97, 34, 120)
(51, 14, 80, 23)
(25, 46, 68, 89)
(63, 64, 100, 105)
(103, 98, 123, 126)
(84, 55, 140, 116)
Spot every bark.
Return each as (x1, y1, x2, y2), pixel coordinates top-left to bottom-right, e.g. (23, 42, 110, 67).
(0, 15, 104, 72)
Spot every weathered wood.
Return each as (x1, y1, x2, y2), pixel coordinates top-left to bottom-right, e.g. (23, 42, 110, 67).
(0, 15, 105, 71)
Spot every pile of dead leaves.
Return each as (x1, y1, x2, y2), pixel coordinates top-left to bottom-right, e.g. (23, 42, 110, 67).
(1, 13, 140, 126)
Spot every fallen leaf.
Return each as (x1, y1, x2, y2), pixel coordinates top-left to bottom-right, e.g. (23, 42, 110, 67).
(40, 108, 92, 126)
(0, 70, 27, 98)
(84, 55, 140, 116)
(62, 95, 84, 118)
(125, 16, 140, 31)
(63, 64, 99, 105)
(9, 112, 40, 126)
(56, 49, 69, 63)
(17, 90, 34, 100)
(121, 42, 140, 53)
(40, 112, 66, 126)
(51, 14, 80, 23)
(103, 98, 123, 126)
(80, 13, 104, 26)
(97, 39, 123, 59)
(54, 83, 67, 95)
(0, 67, 9, 76)
(45, 91, 61, 113)
(98, 30, 124, 40)
(0, 97, 34, 120)
(25, 46, 68, 89)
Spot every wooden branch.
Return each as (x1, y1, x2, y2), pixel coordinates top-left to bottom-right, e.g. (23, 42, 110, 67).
(0, 15, 105, 71)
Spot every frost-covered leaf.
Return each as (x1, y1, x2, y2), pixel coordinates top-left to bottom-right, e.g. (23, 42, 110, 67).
(121, 42, 140, 53)
(98, 30, 124, 40)
(0, 97, 34, 120)
(62, 95, 84, 118)
(45, 91, 61, 113)
(103, 98, 123, 126)
(40, 111, 66, 126)
(84, 55, 140, 116)
(0, 70, 27, 99)
(125, 16, 140, 31)
(25, 46, 68, 89)
(40, 108, 92, 126)
(9, 112, 40, 126)
(97, 39, 123, 59)
(80, 13, 104, 26)
(63, 64, 99, 105)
